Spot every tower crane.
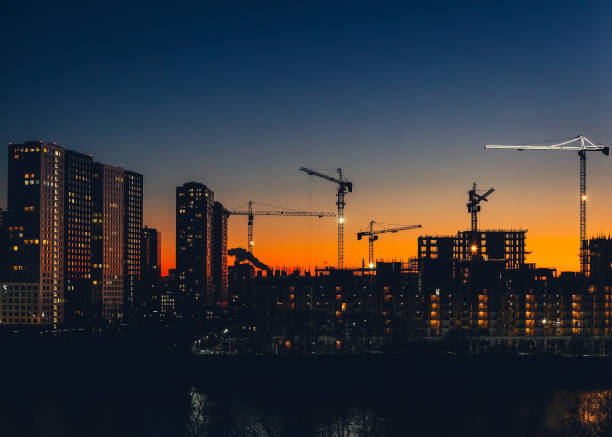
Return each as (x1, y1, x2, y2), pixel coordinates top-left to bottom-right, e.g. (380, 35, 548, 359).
(485, 135, 609, 274)
(357, 221, 422, 269)
(467, 183, 495, 232)
(299, 167, 353, 269)
(227, 201, 335, 254)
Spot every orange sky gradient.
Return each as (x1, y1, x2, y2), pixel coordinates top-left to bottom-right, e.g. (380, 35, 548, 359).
(156, 215, 607, 277)
(150, 152, 612, 277)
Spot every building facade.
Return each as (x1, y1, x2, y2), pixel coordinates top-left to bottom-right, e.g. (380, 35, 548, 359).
(92, 163, 124, 322)
(212, 201, 229, 306)
(141, 226, 161, 310)
(589, 236, 612, 280)
(176, 182, 214, 308)
(63, 149, 93, 326)
(123, 170, 143, 315)
(160, 268, 177, 315)
(0, 209, 8, 282)
(2, 141, 65, 326)
(455, 230, 526, 269)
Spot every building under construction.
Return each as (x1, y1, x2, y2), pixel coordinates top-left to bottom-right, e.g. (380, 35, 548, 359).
(419, 229, 526, 267)
(417, 229, 527, 336)
(418, 229, 526, 288)
(589, 236, 612, 280)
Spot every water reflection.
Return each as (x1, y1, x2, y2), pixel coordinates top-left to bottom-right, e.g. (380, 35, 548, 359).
(186, 388, 211, 437)
(183, 384, 612, 437)
(314, 408, 387, 437)
(549, 389, 612, 436)
(185, 387, 387, 437)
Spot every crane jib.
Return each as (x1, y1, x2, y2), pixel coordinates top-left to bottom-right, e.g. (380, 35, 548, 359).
(484, 135, 608, 275)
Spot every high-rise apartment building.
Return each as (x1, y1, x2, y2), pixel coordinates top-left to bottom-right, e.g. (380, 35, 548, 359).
(123, 170, 143, 315)
(2, 141, 65, 326)
(176, 182, 214, 308)
(3, 141, 145, 326)
(64, 149, 93, 326)
(0, 209, 8, 282)
(141, 226, 161, 309)
(92, 163, 124, 322)
(160, 268, 177, 315)
(212, 201, 229, 306)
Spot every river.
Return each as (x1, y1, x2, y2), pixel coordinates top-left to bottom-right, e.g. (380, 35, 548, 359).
(2, 345, 612, 436)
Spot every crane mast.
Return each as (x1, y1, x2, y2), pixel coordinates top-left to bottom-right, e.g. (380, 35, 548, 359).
(337, 171, 346, 270)
(367, 221, 374, 268)
(248, 201, 253, 252)
(485, 135, 609, 274)
(579, 149, 586, 274)
(357, 221, 422, 269)
(300, 167, 353, 269)
(228, 200, 335, 254)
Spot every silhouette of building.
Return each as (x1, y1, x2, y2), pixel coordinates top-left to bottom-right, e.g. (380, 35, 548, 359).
(212, 201, 228, 306)
(418, 230, 526, 292)
(63, 149, 93, 327)
(141, 226, 161, 310)
(123, 170, 143, 315)
(0, 209, 8, 282)
(176, 182, 214, 309)
(160, 268, 177, 314)
(589, 236, 612, 280)
(455, 230, 526, 269)
(92, 163, 124, 322)
(417, 229, 527, 336)
(2, 141, 65, 326)
(417, 235, 455, 296)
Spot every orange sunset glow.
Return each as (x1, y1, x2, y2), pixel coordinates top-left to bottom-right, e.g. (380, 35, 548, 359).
(151, 152, 612, 276)
(154, 216, 606, 277)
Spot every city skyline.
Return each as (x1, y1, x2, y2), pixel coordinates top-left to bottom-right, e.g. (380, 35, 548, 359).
(3, 2, 612, 275)
(4, 4, 612, 435)
(5, 138, 611, 277)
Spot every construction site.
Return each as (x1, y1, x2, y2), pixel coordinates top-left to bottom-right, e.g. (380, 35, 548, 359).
(225, 137, 608, 275)
(180, 135, 612, 355)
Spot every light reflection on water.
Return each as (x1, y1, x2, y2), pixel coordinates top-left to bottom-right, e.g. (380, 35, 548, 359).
(186, 387, 612, 437)
(314, 408, 386, 437)
(186, 388, 211, 437)
(186, 387, 386, 437)
(546, 389, 612, 436)
(577, 390, 612, 430)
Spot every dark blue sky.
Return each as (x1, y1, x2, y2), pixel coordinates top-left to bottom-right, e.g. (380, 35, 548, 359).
(2, 1, 611, 270)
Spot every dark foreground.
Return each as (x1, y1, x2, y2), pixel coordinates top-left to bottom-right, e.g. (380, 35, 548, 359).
(2, 335, 612, 436)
